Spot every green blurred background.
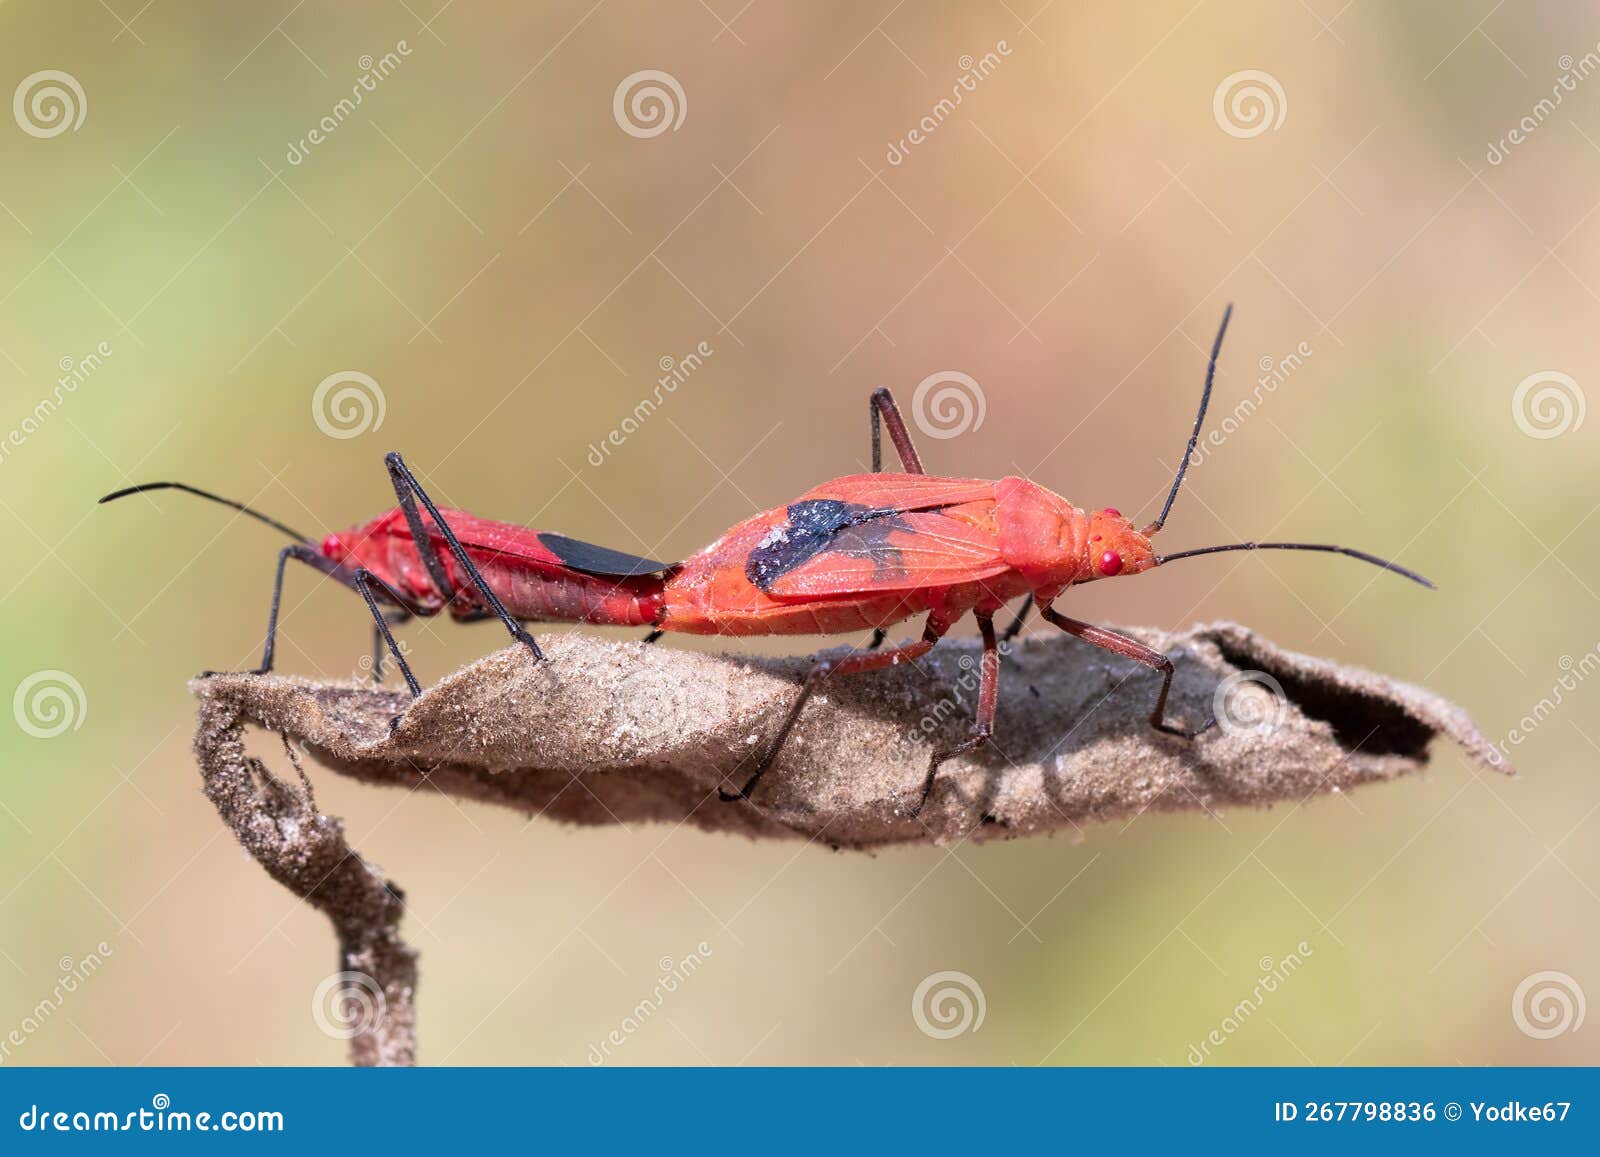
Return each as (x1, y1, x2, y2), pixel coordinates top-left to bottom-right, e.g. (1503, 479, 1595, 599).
(1, 1, 1595, 1065)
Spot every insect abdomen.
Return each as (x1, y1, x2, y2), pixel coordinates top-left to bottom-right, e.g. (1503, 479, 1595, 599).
(465, 557, 664, 626)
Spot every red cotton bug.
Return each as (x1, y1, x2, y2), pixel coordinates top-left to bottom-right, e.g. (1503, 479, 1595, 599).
(102, 305, 1432, 816)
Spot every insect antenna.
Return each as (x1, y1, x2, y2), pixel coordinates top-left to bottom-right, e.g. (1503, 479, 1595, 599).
(1154, 541, 1434, 589)
(1141, 303, 1233, 537)
(99, 482, 313, 545)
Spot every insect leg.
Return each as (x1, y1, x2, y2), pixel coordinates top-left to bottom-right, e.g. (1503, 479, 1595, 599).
(1037, 604, 1214, 738)
(243, 543, 354, 675)
(369, 611, 411, 682)
(860, 389, 927, 654)
(384, 452, 544, 665)
(869, 387, 925, 474)
(212, 544, 421, 692)
(910, 611, 999, 818)
(998, 600, 1030, 644)
(352, 567, 426, 697)
(720, 612, 954, 803)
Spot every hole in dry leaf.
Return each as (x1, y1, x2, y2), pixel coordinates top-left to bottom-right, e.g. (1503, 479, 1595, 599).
(1210, 633, 1433, 759)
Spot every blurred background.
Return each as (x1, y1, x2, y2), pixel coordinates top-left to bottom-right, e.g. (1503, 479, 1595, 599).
(1, 1, 1596, 1065)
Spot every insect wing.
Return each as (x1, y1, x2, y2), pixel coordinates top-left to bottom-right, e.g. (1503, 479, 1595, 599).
(757, 508, 1007, 599)
(418, 510, 671, 577)
(800, 472, 997, 512)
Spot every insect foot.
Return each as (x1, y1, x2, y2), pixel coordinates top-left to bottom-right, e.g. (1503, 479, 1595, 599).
(1153, 715, 1217, 740)
(512, 627, 545, 664)
(905, 764, 941, 819)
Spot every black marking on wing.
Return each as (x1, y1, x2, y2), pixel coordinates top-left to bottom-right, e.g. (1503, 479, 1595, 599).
(744, 500, 911, 592)
(538, 532, 671, 577)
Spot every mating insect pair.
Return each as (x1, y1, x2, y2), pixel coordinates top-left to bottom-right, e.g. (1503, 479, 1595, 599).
(102, 306, 1431, 815)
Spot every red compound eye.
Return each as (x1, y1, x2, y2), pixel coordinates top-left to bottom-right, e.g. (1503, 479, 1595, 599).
(1102, 507, 1121, 518)
(1097, 550, 1123, 576)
